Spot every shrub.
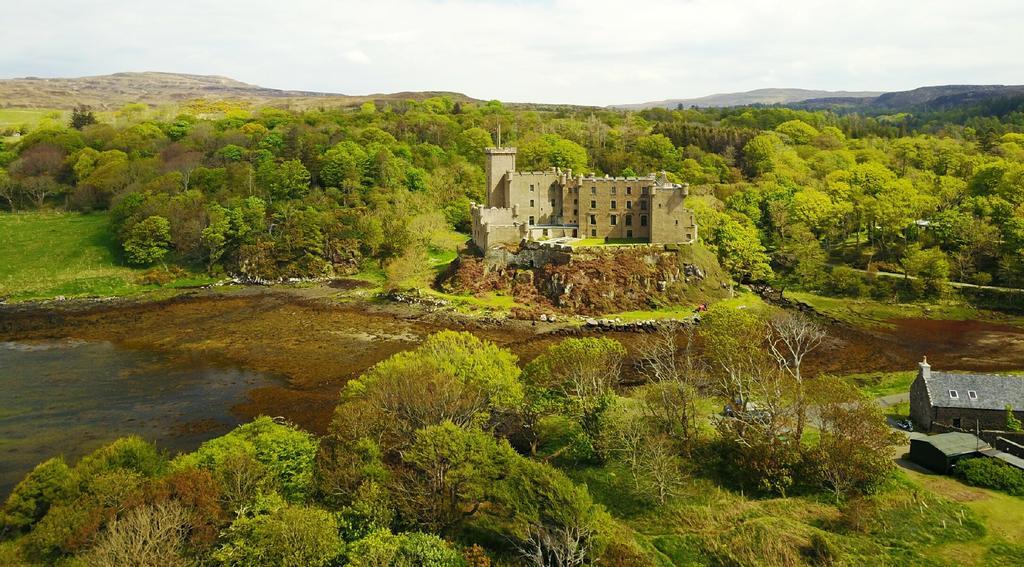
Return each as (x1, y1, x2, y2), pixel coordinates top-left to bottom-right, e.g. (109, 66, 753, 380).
(73, 437, 167, 483)
(957, 457, 1024, 496)
(176, 417, 318, 503)
(346, 529, 465, 567)
(85, 502, 192, 567)
(213, 497, 343, 567)
(826, 266, 866, 297)
(1, 457, 74, 534)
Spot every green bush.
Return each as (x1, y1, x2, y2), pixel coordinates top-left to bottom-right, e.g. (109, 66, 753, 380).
(213, 494, 343, 567)
(177, 416, 318, 503)
(1, 457, 74, 534)
(957, 457, 1024, 496)
(73, 436, 167, 482)
(346, 529, 466, 567)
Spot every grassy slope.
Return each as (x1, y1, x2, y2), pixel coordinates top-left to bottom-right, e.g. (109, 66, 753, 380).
(0, 212, 213, 301)
(786, 290, 1024, 330)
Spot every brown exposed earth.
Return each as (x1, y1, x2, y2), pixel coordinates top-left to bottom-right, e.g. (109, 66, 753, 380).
(2, 287, 1022, 436)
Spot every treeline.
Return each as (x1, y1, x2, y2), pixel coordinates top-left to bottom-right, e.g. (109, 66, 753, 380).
(1, 308, 900, 565)
(0, 97, 1022, 291)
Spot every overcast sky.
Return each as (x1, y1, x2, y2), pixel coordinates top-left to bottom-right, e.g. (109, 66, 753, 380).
(2, 0, 1022, 106)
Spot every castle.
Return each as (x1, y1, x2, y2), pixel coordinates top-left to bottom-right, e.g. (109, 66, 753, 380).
(470, 146, 698, 251)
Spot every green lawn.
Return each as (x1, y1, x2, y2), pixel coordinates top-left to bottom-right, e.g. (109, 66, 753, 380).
(0, 108, 65, 139)
(785, 290, 1024, 330)
(0, 212, 214, 301)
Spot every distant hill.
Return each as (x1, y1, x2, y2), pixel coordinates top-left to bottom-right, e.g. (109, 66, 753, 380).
(797, 84, 1024, 111)
(614, 88, 884, 110)
(0, 72, 477, 110)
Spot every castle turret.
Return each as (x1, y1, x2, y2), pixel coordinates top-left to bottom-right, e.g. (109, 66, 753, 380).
(484, 147, 516, 208)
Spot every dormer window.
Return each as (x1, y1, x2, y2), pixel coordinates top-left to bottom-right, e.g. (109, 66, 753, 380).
(949, 390, 959, 399)
(968, 390, 978, 400)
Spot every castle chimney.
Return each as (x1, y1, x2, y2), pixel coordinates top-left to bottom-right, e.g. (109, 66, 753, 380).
(919, 355, 931, 380)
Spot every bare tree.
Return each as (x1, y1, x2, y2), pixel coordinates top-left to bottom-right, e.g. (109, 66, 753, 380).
(517, 522, 596, 567)
(20, 175, 62, 208)
(766, 312, 829, 440)
(636, 324, 704, 445)
(0, 168, 16, 210)
(85, 502, 193, 567)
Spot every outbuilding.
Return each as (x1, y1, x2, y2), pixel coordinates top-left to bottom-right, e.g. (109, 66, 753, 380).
(908, 432, 988, 474)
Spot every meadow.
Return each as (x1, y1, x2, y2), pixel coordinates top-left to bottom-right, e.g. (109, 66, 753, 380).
(0, 212, 214, 301)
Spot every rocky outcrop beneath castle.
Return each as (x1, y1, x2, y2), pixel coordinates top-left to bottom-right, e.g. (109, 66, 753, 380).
(444, 243, 726, 315)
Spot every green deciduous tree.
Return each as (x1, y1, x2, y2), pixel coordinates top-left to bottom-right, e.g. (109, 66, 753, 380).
(123, 215, 172, 266)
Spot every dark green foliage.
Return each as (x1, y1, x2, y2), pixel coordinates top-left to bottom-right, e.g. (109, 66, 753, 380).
(0, 458, 74, 535)
(956, 457, 1024, 496)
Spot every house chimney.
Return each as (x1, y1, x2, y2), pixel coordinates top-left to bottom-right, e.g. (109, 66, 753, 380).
(919, 355, 931, 380)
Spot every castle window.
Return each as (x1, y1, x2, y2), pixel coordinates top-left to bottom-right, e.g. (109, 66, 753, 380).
(675, 219, 679, 225)
(949, 390, 959, 399)
(529, 216, 535, 225)
(589, 214, 596, 225)
(611, 201, 617, 210)
(573, 198, 578, 205)
(591, 229, 597, 237)
(627, 229, 633, 238)
(627, 187, 633, 195)
(573, 209, 578, 216)
(530, 199, 534, 207)
(543, 229, 549, 237)
(611, 187, 617, 195)
(625, 214, 632, 226)
(591, 186, 596, 194)
(610, 214, 617, 226)
(968, 390, 977, 399)
(626, 201, 632, 209)
(530, 184, 535, 192)
(551, 199, 556, 207)
(642, 187, 649, 195)
(640, 215, 648, 227)
(640, 200, 647, 210)
(591, 200, 597, 209)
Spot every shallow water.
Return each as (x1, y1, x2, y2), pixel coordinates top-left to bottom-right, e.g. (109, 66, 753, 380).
(0, 339, 280, 497)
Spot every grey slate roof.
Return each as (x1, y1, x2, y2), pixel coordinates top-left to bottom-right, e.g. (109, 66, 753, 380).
(923, 372, 1024, 411)
(918, 432, 988, 456)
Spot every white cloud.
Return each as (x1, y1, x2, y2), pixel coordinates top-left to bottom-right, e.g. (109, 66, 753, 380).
(0, 0, 1021, 106)
(345, 49, 371, 65)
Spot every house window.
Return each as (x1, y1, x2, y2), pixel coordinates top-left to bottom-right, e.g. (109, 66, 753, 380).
(610, 214, 617, 226)
(640, 215, 648, 227)
(529, 216, 535, 225)
(530, 199, 534, 207)
(591, 200, 597, 209)
(625, 214, 633, 226)
(626, 201, 633, 209)
(611, 201, 617, 210)
(589, 214, 596, 225)
(968, 390, 978, 400)
(627, 229, 633, 238)
(949, 390, 959, 399)
(640, 200, 647, 210)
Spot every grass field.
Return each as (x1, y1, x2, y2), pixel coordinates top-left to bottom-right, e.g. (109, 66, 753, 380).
(0, 212, 214, 301)
(786, 290, 1024, 330)
(0, 108, 66, 139)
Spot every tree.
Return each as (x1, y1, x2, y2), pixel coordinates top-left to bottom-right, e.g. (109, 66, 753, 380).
(213, 496, 343, 567)
(346, 529, 465, 567)
(332, 331, 524, 451)
(901, 244, 950, 296)
(766, 311, 829, 440)
(0, 167, 15, 210)
(20, 175, 62, 208)
(634, 324, 703, 444)
(519, 134, 588, 173)
(393, 422, 515, 533)
(70, 105, 97, 130)
(808, 376, 900, 500)
(85, 502, 192, 567)
(123, 215, 172, 266)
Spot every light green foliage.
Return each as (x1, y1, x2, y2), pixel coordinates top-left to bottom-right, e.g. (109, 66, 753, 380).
(122, 215, 171, 265)
(519, 134, 588, 172)
(73, 436, 167, 481)
(346, 529, 465, 567)
(335, 331, 524, 448)
(213, 494, 343, 567)
(775, 119, 820, 145)
(1007, 405, 1023, 432)
(177, 416, 318, 503)
(0, 457, 74, 533)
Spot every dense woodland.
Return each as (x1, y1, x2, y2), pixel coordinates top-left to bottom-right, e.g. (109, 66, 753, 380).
(1, 96, 1024, 295)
